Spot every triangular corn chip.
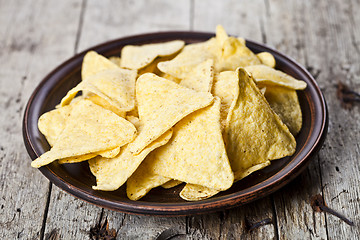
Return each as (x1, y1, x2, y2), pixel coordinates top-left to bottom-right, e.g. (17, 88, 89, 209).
(224, 68, 296, 181)
(31, 100, 137, 168)
(89, 129, 173, 191)
(129, 73, 214, 154)
(86, 94, 126, 118)
(179, 59, 214, 92)
(108, 56, 121, 67)
(82, 51, 120, 80)
(38, 104, 73, 147)
(180, 184, 220, 201)
(157, 38, 220, 79)
(60, 68, 137, 112)
(148, 97, 234, 191)
(211, 71, 240, 130)
(126, 151, 171, 200)
(161, 180, 182, 189)
(256, 52, 276, 68)
(217, 37, 261, 71)
(245, 65, 307, 90)
(262, 85, 303, 135)
(120, 40, 185, 70)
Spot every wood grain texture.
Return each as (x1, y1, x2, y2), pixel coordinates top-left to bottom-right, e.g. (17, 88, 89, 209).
(43, 0, 191, 239)
(0, 0, 82, 239)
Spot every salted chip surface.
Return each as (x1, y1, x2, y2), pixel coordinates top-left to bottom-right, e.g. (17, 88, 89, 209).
(245, 65, 307, 90)
(120, 40, 185, 70)
(149, 97, 234, 191)
(129, 73, 214, 154)
(179, 59, 214, 92)
(89, 129, 173, 191)
(262, 85, 302, 135)
(126, 152, 171, 201)
(82, 51, 120, 80)
(224, 68, 296, 180)
(180, 184, 220, 201)
(211, 71, 240, 130)
(108, 56, 121, 66)
(31, 100, 137, 168)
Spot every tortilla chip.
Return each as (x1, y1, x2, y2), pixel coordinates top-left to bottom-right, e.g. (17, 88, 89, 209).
(89, 129, 173, 191)
(129, 73, 214, 154)
(149, 97, 234, 191)
(86, 94, 126, 118)
(161, 180, 183, 189)
(224, 68, 296, 181)
(58, 153, 97, 164)
(120, 40, 185, 70)
(126, 115, 141, 129)
(38, 104, 73, 147)
(126, 152, 171, 200)
(180, 184, 220, 201)
(61, 68, 137, 112)
(245, 65, 307, 90)
(217, 37, 261, 71)
(262, 85, 302, 135)
(31, 100, 137, 168)
(179, 59, 214, 92)
(211, 71, 240, 130)
(157, 37, 220, 80)
(256, 52, 276, 68)
(215, 25, 229, 47)
(82, 51, 119, 80)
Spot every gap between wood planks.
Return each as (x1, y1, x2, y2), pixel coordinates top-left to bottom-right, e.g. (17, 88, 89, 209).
(39, 0, 87, 239)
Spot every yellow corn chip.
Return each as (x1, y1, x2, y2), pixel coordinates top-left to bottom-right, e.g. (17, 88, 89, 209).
(38, 104, 73, 147)
(180, 184, 220, 201)
(211, 71, 240, 130)
(58, 153, 97, 164)
(224, 68, 296, 181)
(86, 94, 126, 118)
(129, 73, 214, 154)
(148, 97, 234, 191)
(256, 52, 276, 68)
(262, 85, 303, 135)
(157, 38, 220, 80)
(58, 146, 121, 164)
(82, 51, 119, 80)
(215, 25, 229, 47)
(89, 129, 173, 191)
(217, 37, 261, 71)
(60, 68, 137, 112)
(245, 65, 307, 90)
(31, 100, 137, 168)
(126, 152, 171, 200)
(120, 40, 185, 70)
(179, 59, 214, 92)
(161, 180, 182, 189)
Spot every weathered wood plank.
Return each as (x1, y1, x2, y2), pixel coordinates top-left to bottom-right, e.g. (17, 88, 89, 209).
(261, 1, 328, 239)
(303, 0, 360, 238)
(43, 0, 191, 239)
(77, 0, 191, 52)
(0, 0, 83, 239)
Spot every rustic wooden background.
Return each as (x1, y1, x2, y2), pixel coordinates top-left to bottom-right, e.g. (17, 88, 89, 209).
(1, 0, 359, 239)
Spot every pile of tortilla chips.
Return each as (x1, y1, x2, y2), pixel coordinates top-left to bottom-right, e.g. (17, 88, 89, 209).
(32, 25, 307, 201)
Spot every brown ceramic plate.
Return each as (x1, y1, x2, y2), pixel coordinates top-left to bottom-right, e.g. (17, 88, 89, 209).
(23, 32, 328, 216)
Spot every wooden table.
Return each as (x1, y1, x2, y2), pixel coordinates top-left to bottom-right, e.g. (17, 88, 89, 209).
(1, 0, 359, 239)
